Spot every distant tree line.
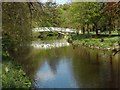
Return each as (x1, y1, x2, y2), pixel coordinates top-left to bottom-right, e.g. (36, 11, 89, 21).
(58, 2, 120, 35)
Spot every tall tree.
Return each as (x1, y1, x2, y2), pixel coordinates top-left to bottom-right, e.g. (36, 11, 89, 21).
(69, 2, 102, 35)
(103, 2, 120, 35)
(2, 2, 44, 60)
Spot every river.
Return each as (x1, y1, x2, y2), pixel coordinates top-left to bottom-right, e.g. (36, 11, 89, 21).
(21, 39, 119, 88)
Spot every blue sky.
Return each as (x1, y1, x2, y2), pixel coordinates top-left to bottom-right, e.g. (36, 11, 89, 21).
(39, 0, 71, 4)
(55, 0, 71, 4)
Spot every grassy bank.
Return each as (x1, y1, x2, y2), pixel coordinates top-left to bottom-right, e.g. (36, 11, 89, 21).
(72, 34, 119, 50)
(2, 52, 32, 88)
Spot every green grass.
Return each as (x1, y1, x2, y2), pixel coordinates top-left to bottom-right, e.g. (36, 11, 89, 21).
(89, 30, 118, 35)
(72, 34, 118, 49)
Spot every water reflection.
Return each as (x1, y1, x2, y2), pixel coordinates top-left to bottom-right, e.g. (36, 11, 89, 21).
(34, 59, 78, 88)
(21, 43, 119, 88)
(72, 46, 119, 88)
(31, 39, 70, 49)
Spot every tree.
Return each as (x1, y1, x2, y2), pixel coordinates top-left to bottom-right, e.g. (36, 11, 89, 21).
(57, 4, 72, 28)
(68, 2, 102, 35)
(2, 2, 44, 60)
(103, 2, 120, 35)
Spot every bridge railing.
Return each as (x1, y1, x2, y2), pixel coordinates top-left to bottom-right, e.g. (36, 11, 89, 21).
(32, 27, 76, 33)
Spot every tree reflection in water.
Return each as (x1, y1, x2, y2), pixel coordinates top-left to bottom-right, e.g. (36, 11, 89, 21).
(20, 45, 119, 88)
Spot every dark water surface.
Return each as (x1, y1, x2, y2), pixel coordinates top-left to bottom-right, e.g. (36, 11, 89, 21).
(21, 44, 119, 88)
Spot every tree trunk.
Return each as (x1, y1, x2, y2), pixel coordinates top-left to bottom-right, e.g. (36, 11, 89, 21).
(108, 17, 112, 36)
(87, 24, 89, 34)
(94, 24, 98, 35)
(109, 29, 111, 36)
(82, 26, 85, 34)
(96, 29, 98, 35)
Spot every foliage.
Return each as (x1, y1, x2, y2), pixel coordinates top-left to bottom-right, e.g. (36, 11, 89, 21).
(57, 4, 72, 28)
(32, 31, 64, 40)
(59, 2, 119, 35)
(2, 60, 31, 88)
(2, 2, 43, 88)
(2, 3, 32, 59)
(103, 2, 120, 34)
(33, 2, 62, 27)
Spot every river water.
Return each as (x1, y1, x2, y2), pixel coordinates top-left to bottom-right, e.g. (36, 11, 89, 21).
(21, 40, 119, 88)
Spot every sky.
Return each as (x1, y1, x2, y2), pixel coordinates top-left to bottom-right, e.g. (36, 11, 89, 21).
(39, 0, 71, 4)
(55, 0, 71, 4)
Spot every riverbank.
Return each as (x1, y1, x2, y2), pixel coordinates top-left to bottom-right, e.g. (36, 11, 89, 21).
(2, 52, 32, 88)
(72, 34, 119, 51)
(32, 31, 64, 41)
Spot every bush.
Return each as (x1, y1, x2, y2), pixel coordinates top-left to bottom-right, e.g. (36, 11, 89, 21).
(2, 60, 31, 88)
